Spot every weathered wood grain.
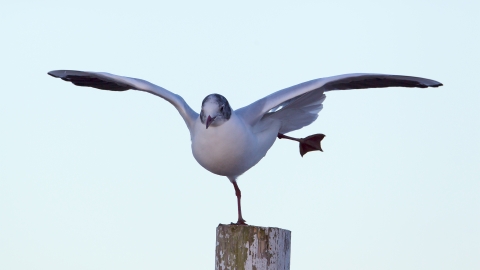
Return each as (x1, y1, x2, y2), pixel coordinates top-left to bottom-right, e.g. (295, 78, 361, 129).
(215, 224, 291, 270)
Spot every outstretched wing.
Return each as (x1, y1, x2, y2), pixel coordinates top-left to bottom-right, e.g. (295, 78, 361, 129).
(48, 70, 199, 130)
(236, 73, 442, 133)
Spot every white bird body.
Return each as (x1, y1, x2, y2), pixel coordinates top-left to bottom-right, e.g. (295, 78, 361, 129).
(192, 111, 256, 176)
(48, 70, 442, 224)
(192, 109, 280, 178)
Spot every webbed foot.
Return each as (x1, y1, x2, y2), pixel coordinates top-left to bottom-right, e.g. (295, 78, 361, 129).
(278, 133, 326, 157)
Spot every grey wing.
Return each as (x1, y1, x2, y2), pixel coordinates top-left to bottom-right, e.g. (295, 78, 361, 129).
(236, 73, 442, 133)
(48, 70, 199, 130)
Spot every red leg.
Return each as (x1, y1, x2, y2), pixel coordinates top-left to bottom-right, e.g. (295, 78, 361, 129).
(277, 133, 300, 141)
(231, 181, 247, 225)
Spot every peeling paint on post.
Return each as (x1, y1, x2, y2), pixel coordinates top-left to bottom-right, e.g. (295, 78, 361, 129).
(215, 224, 291, 270)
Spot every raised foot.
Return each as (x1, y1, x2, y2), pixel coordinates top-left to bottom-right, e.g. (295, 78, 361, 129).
(299, 133, 325, 157)
(278, 133, 326, 157)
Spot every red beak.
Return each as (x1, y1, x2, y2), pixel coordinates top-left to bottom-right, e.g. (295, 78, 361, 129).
(206, 115, 216, 129)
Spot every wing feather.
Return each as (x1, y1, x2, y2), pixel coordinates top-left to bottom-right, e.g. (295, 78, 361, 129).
(48, 70, 198, 130)
(236, 73, 442, 133)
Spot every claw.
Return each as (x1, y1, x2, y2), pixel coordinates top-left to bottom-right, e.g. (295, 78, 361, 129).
(230, 219, 248, 225)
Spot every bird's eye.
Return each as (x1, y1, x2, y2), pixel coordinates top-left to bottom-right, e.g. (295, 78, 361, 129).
(220, 105, 224, 112)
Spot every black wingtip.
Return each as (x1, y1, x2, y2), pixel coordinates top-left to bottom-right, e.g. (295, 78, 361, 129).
(46, 70, 132, 91)
(427, 79, 443, 88)
(47, 70, 64, 78)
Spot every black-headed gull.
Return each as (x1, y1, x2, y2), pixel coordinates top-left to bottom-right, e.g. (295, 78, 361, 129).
(48, 70, 442, 225)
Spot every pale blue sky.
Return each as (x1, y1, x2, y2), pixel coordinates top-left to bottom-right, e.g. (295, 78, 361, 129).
(1, 1, 478, 269)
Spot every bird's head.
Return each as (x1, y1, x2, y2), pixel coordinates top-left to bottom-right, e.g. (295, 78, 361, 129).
(200, 94, 232, 129)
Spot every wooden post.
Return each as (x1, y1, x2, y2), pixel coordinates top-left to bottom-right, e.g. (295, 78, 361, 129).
(215, 224, 291, 270)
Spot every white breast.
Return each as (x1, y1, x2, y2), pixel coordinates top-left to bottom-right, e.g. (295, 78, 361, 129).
(191, 112, 263, 177)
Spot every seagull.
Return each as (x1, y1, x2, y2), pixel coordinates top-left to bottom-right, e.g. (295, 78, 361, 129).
(48, 70, 442, 225)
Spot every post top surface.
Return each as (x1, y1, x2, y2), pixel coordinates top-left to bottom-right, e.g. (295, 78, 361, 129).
(217, 223, 291, 233)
